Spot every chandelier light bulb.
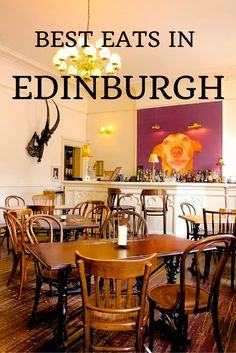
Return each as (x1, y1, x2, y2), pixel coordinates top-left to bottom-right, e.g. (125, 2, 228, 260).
(68, 64, 78, 76)
(58, 61, 67, 73)
(110, 53, 121, 66)
(84, 44, 96, 58)
(99, 47, 111, 60)
(95, 38, 104, 49)
(66, 46, 78, 59)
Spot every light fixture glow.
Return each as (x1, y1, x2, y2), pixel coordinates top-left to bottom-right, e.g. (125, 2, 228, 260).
(52, 0, 121, 81)
(148, 153, 159, 182)
(82, 143, 93, 158)
(187, 122, 202, 130)
(151, 124, 161, 130)
(100, 126, 112, 134)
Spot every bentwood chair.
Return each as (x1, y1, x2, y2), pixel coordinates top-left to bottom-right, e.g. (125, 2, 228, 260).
(28, 205, 55, 215)
(84, 205, 110, 238)
(3, 209, 33, 299)
(0, 207, 9, 251)
(76, 252, 157, 352)
(5, 195, 26, 208)
(107, 188, 135, 213)
(25, 214, 70, 325)
(140, 189, 169, 234)
(32, 194, 55, 205)
(102, 209, 149, 239)
(72, 200, 105, 216)
(180, 202, 205, 240)
(148, 235, 235, 352)
(203, 208, 236, 291)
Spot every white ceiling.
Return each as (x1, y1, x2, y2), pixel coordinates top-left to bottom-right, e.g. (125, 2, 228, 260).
(1, 0, 236, 78)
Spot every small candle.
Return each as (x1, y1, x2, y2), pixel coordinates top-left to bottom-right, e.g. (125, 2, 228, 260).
(118, 225, 127, 246)
(61, 214, 67, 221)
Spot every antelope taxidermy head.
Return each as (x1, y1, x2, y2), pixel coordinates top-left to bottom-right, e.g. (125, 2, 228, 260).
(26, 99, 60, 162)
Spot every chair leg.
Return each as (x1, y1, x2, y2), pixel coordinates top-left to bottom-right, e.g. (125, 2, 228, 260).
(84, 320, 92, 352)
(136, 327, 145, 353)
(203, 251, 212, 283)
(18, 254, 27, 299)
(231, 250, 235, 292)
(29, 276, 43, 327)
(175, 314, 188, 352)
(211, 294, 223, 353)
(148, 301, 155, 351)
(7, 253, 20, 286)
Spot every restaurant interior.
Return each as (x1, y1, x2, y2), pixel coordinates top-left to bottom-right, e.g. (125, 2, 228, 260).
(0, 1, 236, 352)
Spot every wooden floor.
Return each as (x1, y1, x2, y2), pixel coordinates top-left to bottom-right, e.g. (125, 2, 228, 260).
(0, 239, 235, 353)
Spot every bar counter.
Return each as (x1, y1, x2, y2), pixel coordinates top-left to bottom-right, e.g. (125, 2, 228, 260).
(63, 180, 236, 237)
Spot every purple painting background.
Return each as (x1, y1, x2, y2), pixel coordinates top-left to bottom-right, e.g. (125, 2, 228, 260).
(137, 101, 222, 172)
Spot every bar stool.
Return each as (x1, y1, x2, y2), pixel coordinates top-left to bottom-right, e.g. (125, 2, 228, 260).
(107, 188, 135, 213)
(140, 189, 168, 234)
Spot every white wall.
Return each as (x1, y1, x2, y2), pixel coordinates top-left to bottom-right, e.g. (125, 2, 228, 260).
(0, 49, 88, 205)
(87, 95, 136, 179)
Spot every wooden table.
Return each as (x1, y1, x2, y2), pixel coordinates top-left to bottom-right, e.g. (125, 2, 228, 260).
(26, 234, 194, 351)
(39, 214, 99, 241)
(179, 214, 205, 240)
(54, 204, 75, 215)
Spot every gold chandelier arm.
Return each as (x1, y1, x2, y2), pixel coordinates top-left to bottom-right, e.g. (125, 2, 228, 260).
(87, 0, 90, 32)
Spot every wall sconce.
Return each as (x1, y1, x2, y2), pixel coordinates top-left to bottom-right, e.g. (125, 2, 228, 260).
(151, 124, 161, 130)
(100, 126, 112, 134)
(187, 122, 202, 130)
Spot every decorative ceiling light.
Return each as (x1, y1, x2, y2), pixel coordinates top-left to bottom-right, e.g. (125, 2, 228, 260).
(52, 0, 121, 81)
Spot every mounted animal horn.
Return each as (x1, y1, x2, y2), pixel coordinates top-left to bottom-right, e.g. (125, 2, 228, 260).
(26, 99, 60, 162)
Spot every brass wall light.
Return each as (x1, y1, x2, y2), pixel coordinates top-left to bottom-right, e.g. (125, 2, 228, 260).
(187, 122, 202, 130)
(151, 124, 161, 130)
(100, 126, 112, 134)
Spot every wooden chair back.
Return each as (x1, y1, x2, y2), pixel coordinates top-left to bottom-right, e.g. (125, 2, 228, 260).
(5, 195, 26, 207)
(107, 188, 135, 212)
(72, 200, 104, 216)
(107, 187, 121, 211)
(4, 211, 25, 254)
(148, 235, 235, 352)
(180, 202, 197, 239)
(32, 194, 55, 205)
(203, 208, 236, 291)
(84, 205, 110, 238)
(179, 235, 234, 312)
(25, 214, 63, 244)
(3, 211, 28, 298)
(75, 252, 157, 352)
(9, 208, 33, 235)
(28, 205, 55, 215)
(140, 189, 168, 233)
(203, 208, 236, 236)
(102, 209, 148, 239)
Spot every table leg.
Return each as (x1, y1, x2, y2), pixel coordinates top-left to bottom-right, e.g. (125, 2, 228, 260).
(191, 223, 201, 241)
(54, 269, 68, 351)
(188, 223, 202, 275)
(164, 255, 181, 284)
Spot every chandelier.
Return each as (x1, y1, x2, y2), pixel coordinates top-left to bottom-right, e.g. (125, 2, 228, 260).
(52, 0, 121, 81)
